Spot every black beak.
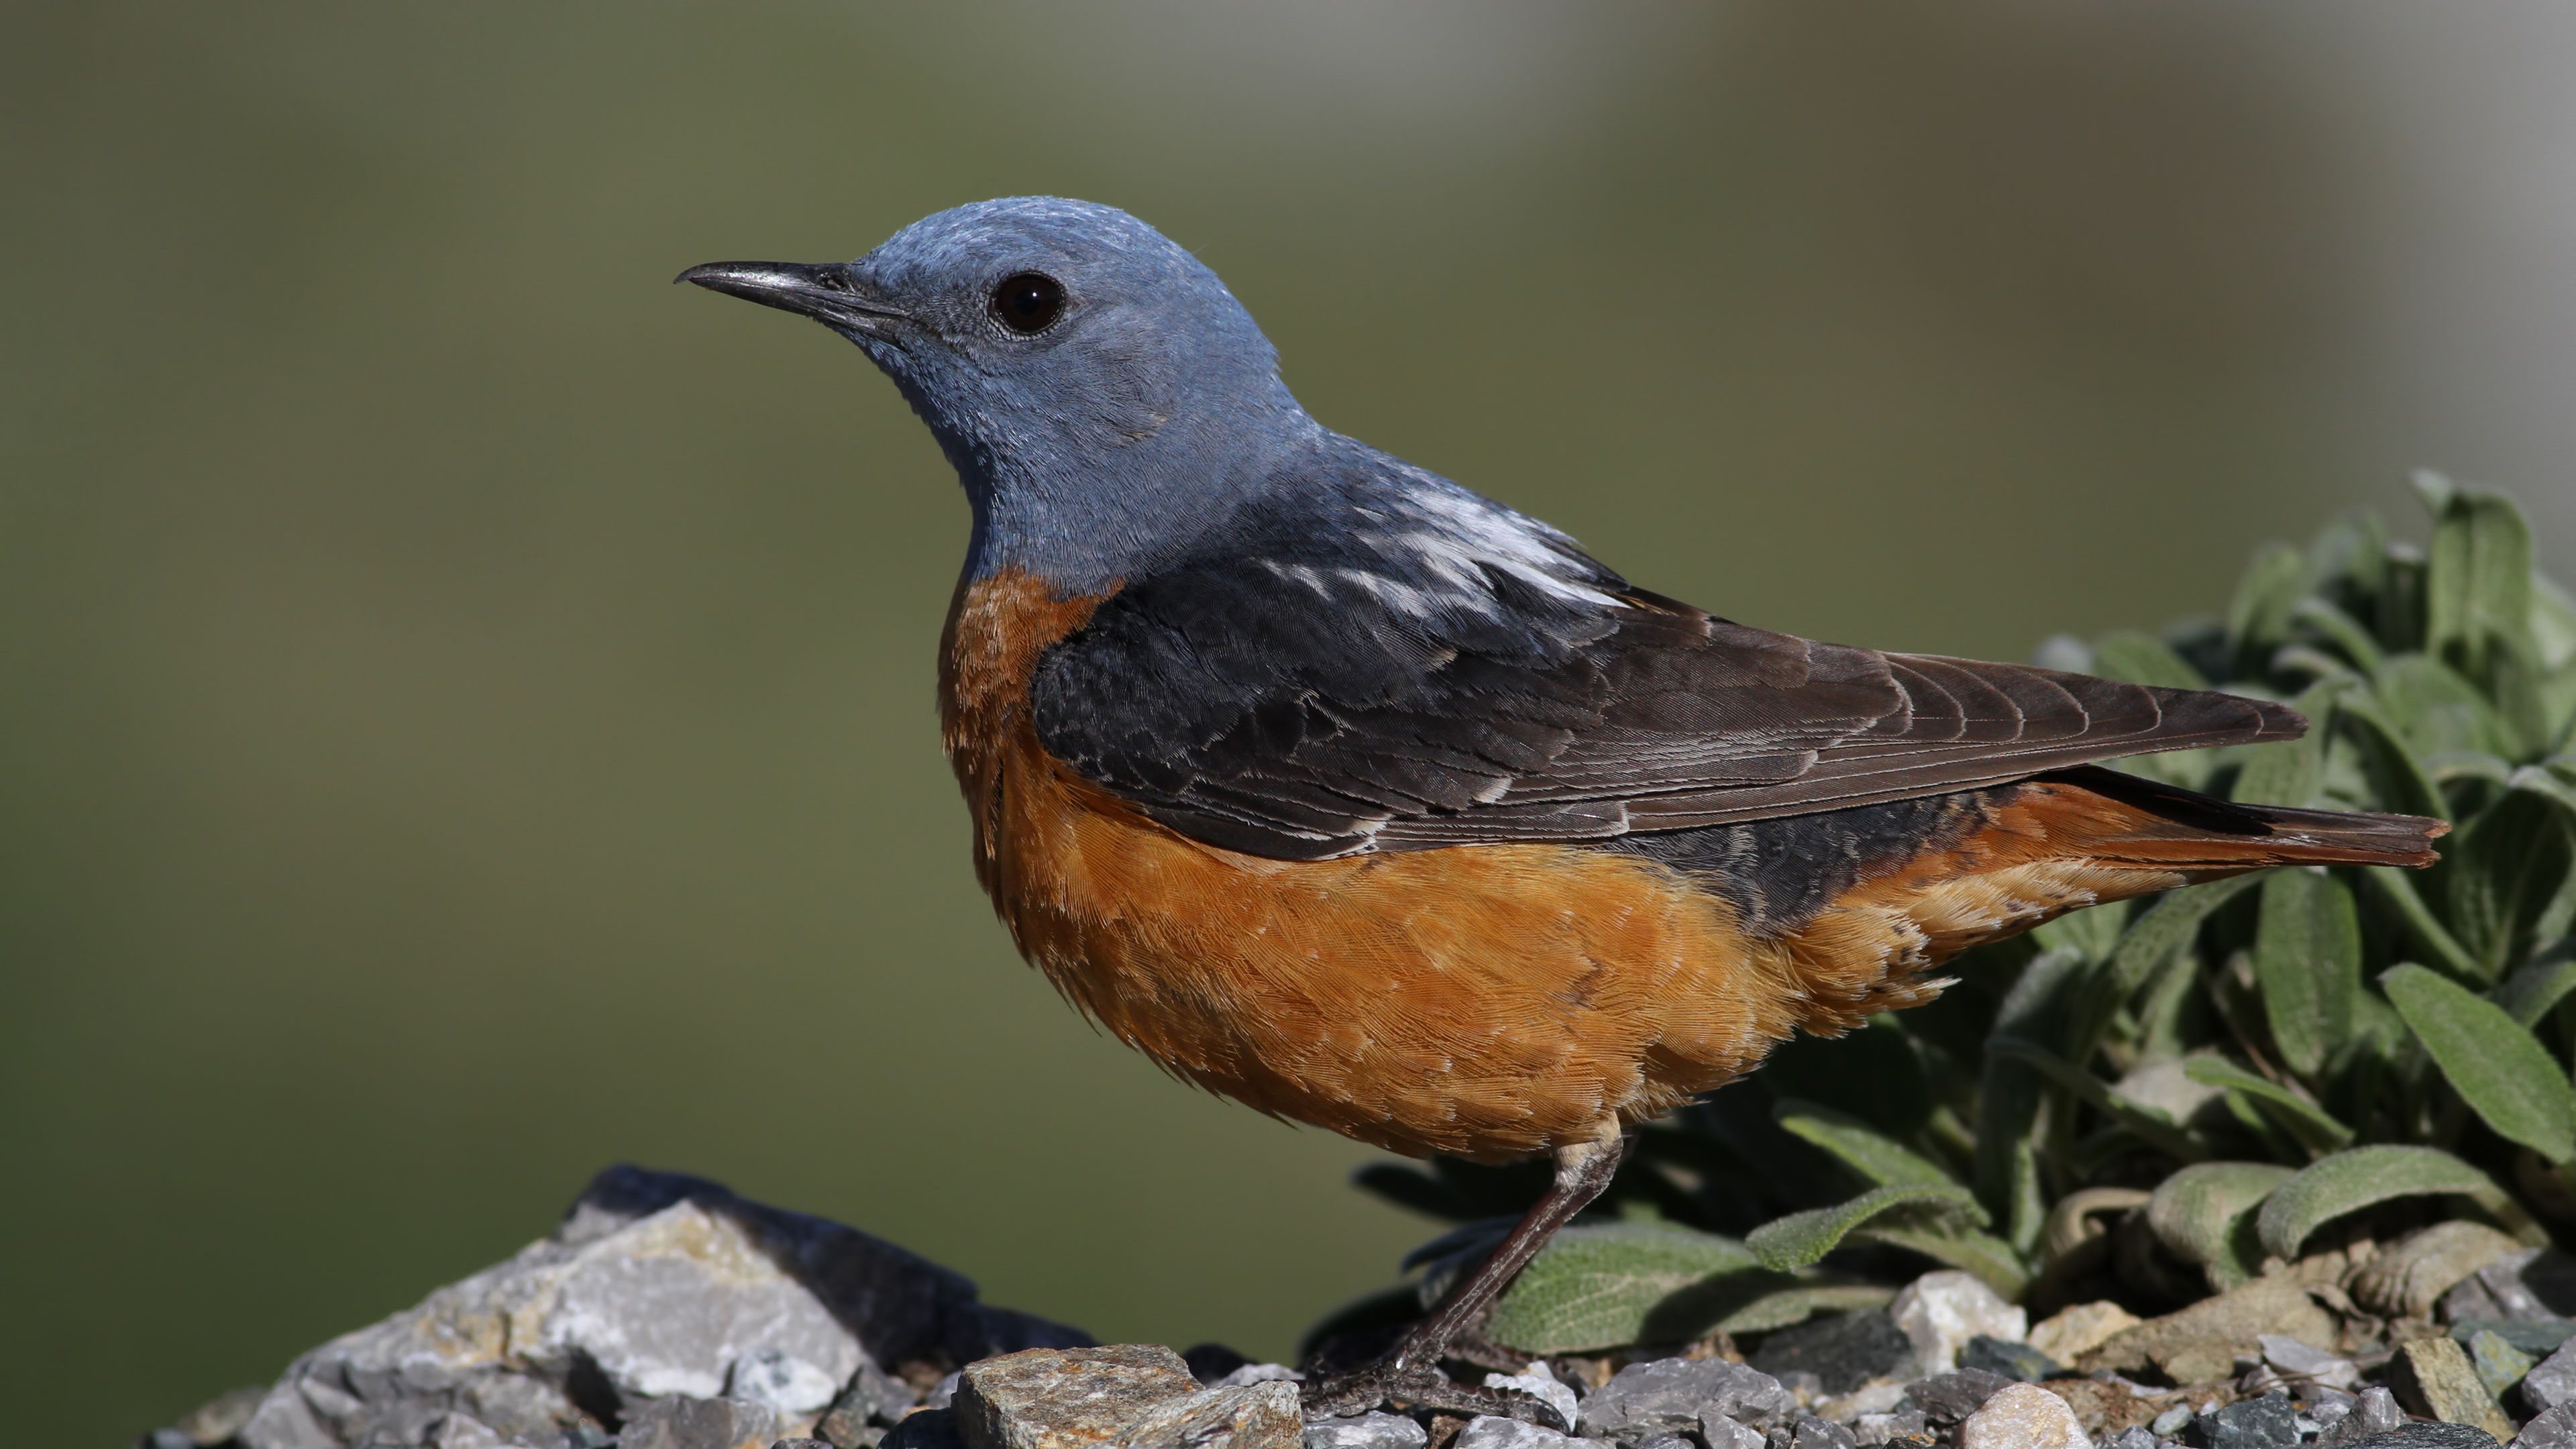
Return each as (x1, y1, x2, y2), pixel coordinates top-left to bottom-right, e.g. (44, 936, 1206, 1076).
(675, 260, 908, 339)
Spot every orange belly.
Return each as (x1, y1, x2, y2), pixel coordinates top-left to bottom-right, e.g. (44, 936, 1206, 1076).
(940, 571, 2182, 1160)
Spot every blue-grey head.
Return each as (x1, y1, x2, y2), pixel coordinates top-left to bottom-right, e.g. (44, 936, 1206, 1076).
(681, 197, 1330, 591)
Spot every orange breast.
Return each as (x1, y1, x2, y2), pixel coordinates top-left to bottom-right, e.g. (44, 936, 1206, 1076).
(936, 571, 2038, 1161)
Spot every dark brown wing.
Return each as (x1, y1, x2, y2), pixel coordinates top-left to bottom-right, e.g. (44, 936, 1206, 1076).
(1029, 553, 2300, 862)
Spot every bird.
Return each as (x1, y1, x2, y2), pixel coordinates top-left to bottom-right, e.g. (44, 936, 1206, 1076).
(678, 197, 2445, 1421)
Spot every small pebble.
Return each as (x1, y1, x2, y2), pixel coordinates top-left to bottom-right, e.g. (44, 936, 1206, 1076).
(1452, 1416, 1572, 1449)
(2196, 1391, 2297, 1449)
(1303, 1413, 1429, 1449)
(1956, 1383, 2086, 1449)
(2150, 1408, 2193, 1437)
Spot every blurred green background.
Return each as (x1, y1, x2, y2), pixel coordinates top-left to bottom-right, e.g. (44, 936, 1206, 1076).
(6, 3, 2574, 1444)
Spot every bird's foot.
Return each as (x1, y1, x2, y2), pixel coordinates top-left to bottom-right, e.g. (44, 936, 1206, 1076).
(1298, 1360, 1562, 1428)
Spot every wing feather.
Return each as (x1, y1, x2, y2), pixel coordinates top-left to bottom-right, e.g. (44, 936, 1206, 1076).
(1026, 494, 2301, 861)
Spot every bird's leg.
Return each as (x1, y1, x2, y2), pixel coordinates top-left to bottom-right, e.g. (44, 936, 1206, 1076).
(1303, 1118, 1629, 1424)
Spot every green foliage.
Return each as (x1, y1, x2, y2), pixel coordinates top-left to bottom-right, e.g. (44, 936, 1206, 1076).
(1329, 480, 2576, 1355)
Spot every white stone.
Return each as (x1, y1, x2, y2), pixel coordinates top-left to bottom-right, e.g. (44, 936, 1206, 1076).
(1956, 1384, 2086, 1449)
(1302, 1411, 1428, 1449)
(727, 1345, 843, 1415)
(1219, 1364, 1303, 1387)
(1454, 1415, 1574, 1449)
(1890, 1271, 2029, 1375)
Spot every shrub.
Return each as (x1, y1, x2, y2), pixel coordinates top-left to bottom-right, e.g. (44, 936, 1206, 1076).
(1322, 476, 2576, 1358)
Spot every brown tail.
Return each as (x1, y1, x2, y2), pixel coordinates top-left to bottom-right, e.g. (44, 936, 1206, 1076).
(2040, 765, 2447, 871)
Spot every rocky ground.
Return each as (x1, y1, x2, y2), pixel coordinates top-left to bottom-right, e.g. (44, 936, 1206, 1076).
(142, 1168, 2576, 1449)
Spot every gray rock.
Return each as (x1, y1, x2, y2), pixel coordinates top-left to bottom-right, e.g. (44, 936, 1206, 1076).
(1706, 1416, 1768, 1449)
(239, 1165, 1087, 1449)
(2151, 1409, 2193, 1438)
(1904, 1371, 2017, 1426)
(2192, 1391, 2295, 1449)
(1482, 1366, 1578, 1432)
(2315, 1390, 2405, 1449)
(1109, 1382, 1300, 1449)
(2335, 1426, 2500, 1449)
(1218, 1366, 1302, 1389)
(2460, 1251, 2576, 1323)
(1638, 1436, 1696, 1449)
(1301, 1412, 1428, 1449)
(2527, 1342, 2576, 1413)
(729, 1348, 845, 1417)
(2457, 1323, 2576, 1357)
(2256, 1335, 2357, 1393)
(883, 1409, 963, 1449)
(781, 1440, 840, 1449)
(1794, 1417, 1860, 1449)
(1753, 1316, 1918, 1396)
(426, 1413, 504, 1449)
(1854, 1410, 1927, 1446)
(2515, 1403, 2576, 1449)
(926, 1374, 965, 1412)
(1576, 1358, 1795, 1443)
(2108, 1428, 2157, 1449)
(149, 1385, 270, 1448)
(1960, 1338, 2061, 1385)
(955, 1345, 1200, 1449)
(1452, 1417, 1572, 1449)
(816, 1360, 921, 1448)
(620, 1397, 781, 1449)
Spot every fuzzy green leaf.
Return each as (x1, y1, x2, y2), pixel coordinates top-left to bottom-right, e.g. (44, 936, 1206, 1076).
(2147, 1161, 2296, 1289)
(2424, 480, 2538, 698)
(2184, 1056, 2354, 1154)
(2449, 789, 2576, 981)
(1707, 1283, 1896, 1338)
(1485, 1224, 1893, 1352)
(1978, 947, 2088, 1248)
(1990, 1035, 2207, 1163)
(2500, 956, 2576, 1028)
(2256, 1144, 2541, 1258)
(2375, 654, 2526, 763)
(2068, 874, 2264, 1065)
(1774, 1101, 1960, 1191)
(1485, 1222, 1764, 1354)
(2292, 596, 2387, 676)
(2237, 679, 2351, 808)
(2253, 868, 2362, 1077)
(2230, 542, 2314, 672)
(2337, 694, 2453, 821)
(1746, 1184, 1980, 1271)
(1853, 1220, 2031, 1300)
(2365, 865, 2487, 983)
(2383, 963, 2576, 1164)
(2092, 631, 2210, 692)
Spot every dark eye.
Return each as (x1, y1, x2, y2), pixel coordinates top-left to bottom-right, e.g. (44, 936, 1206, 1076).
(990, 272, 1065, 334)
